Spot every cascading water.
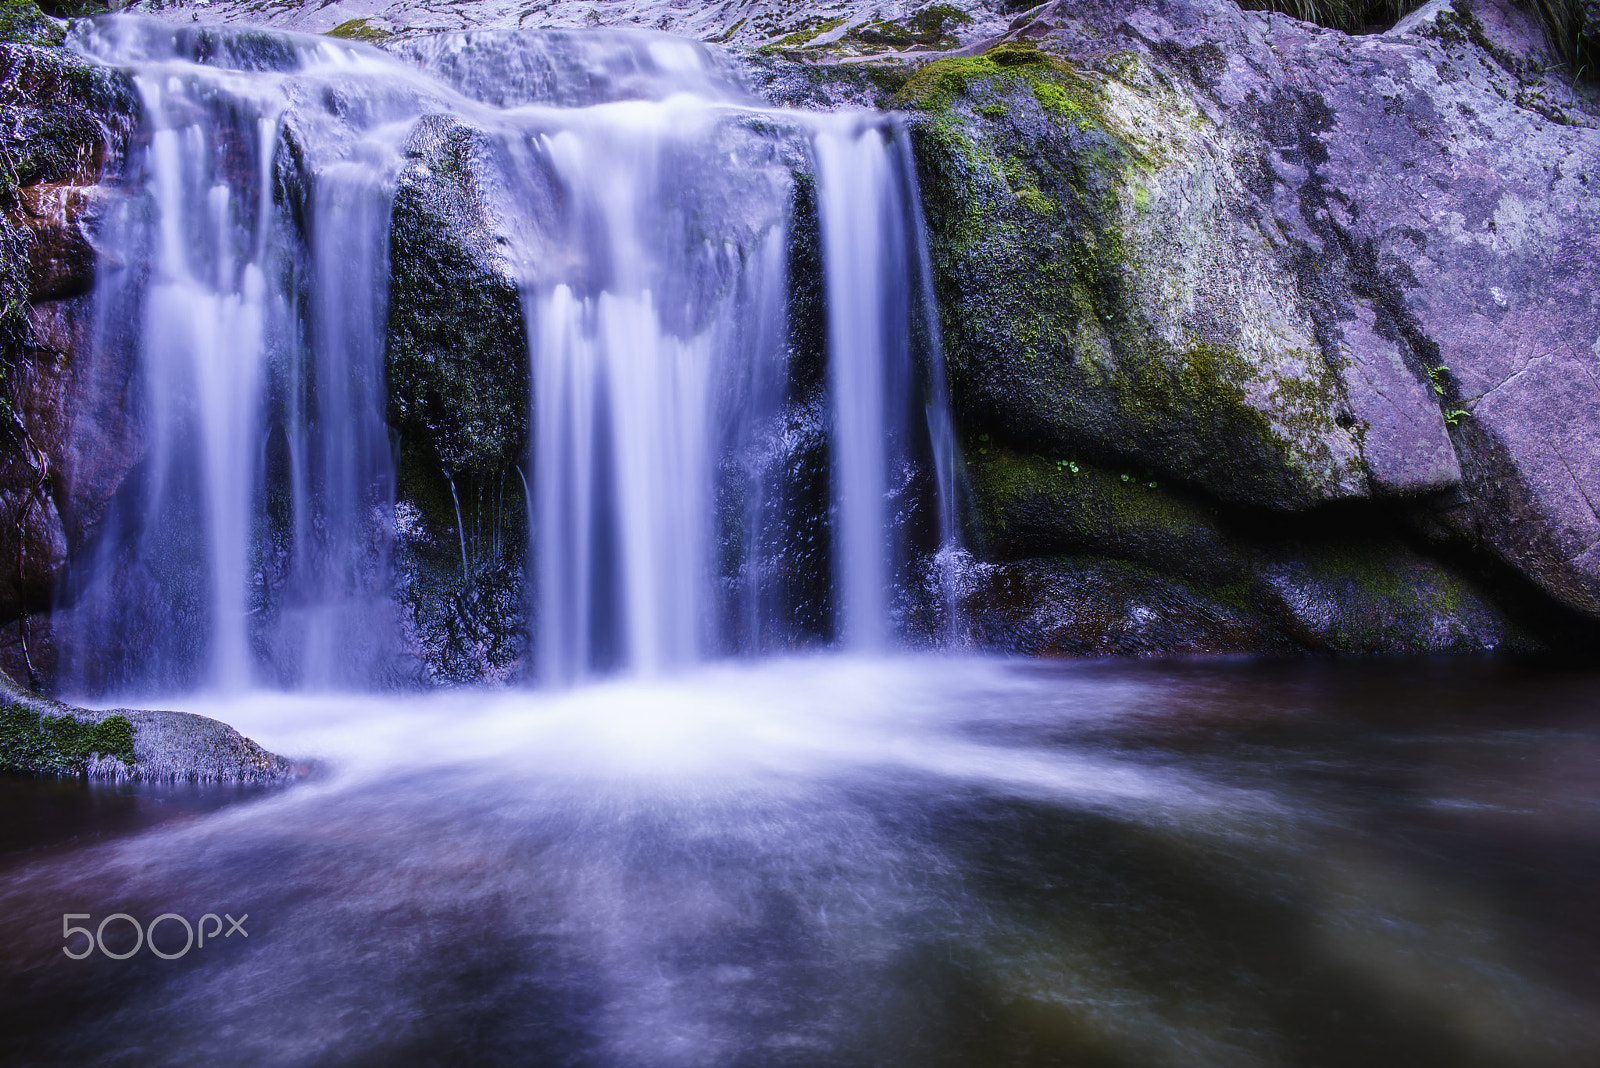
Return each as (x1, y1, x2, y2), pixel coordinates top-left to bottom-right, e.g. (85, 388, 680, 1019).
(52, 17, 958, 697)
(12, 23, 1600, 1068)
(56, 21, 451, 694)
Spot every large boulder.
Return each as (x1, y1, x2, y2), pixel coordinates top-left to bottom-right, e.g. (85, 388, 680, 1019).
(890, 0, 1600, 634)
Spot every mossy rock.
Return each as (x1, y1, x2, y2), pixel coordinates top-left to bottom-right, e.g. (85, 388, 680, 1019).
(0, 0, 64, 47)
(901, 39, 1366, 511)
(966, 443, 1239, 578)
(1251, 544, 1536, 654)
(0, 703, 134, 774)
(385, 117, 529, 485)
(959, 554, 1290, 657)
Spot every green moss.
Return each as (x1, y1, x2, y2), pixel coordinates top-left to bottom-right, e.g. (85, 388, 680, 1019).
(1014, 188, 1056, 215)
(1031, 80, 1089, 120)
(1112, 341, 1273, 440)
(712, 16, 746, 43)
(0, 0, 63, 46)
(775, 16, 845, 48)
(0, 704, 136, 775)
(324, 18, 390, 43)
(889, 42, 1108, 123)
(1266, 360, 1346, 447)
(969, 446, 1209, 548)
(910, 4, 973, 37)
(858, 61, 914, 97)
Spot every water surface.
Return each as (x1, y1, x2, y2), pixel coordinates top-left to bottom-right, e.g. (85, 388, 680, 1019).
(3, 655, 1599, 1066)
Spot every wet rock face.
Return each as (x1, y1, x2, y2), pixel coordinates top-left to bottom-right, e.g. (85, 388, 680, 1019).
(384, 114, 534, 685)
(0, 35, 139, 659)
(387, 115, 530, 484)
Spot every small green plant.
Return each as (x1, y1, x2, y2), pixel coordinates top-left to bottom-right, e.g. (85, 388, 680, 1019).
(1427, 364, 1450, 395)
(1443, 408, 1470, 427)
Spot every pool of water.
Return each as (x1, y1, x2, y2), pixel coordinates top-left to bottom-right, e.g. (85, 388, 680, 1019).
(3, 655, 1598, 1066)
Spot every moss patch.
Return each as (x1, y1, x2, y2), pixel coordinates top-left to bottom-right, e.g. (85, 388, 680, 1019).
(774, 16, 846, 48)
(966, 444, 1232, 574)
(0, 0, 64, 47)
(891, 42, 1108, 124)
(0, 705, 135, 774)
(325, 18, 390, 44)
(902, 39, 1356, 509)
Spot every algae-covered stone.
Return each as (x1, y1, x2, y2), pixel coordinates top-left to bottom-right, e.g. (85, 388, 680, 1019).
(324, 18, 391, 44)
(901, 39, 1371, 511)
(0, 701, 134, 774)
(966, 445, 1237, 580)
(0, 0, 63, 47)
(0, 670, 296, 781)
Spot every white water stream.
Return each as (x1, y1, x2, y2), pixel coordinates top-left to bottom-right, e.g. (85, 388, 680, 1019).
(53, 18, 957, 695)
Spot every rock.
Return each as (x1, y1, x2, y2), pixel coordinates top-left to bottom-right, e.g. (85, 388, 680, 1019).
(962, 444, 1539, 653)
(0, 40, 140, 631)
(124, 0, 1016, 53)
(898, 40, 1370, 511)
(16, 183, 108, 301)
(0, 0, 63, 47)
(386, 114, 530, 484)
(0, 669, 298, 781)
(959, 555, 1288, 656)
(898, 0, 1600, 623)
(384, 113, 534, 684)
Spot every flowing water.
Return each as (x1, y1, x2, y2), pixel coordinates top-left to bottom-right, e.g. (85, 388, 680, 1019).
(52, 18, 954, 694)
(4, 656, 1600, 1066)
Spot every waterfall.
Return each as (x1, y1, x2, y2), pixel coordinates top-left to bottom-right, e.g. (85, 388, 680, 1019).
(53, 18, 957, 696)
